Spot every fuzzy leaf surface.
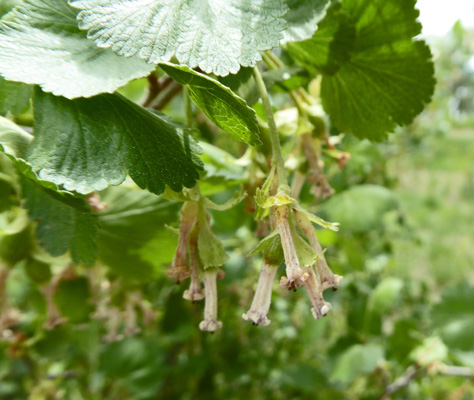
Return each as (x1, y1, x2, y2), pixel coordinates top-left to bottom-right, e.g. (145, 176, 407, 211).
(28, 89, 204, 195)
(70, 0, 287, 76)
(0, 0, 154, 99)
(282, 0, 329, 43)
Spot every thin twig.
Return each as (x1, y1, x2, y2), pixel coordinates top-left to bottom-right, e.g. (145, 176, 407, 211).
(152, 81, 183, 111)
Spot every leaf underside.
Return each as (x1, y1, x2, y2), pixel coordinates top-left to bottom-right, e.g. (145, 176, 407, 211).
(0, 0, 154, 99)
(70, 0, 288, 76)
(159, 63, 261, 146)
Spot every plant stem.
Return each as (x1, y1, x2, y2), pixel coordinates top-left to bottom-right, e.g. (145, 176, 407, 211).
(184, 86, 193, 127)
(253, 65, 287, 186)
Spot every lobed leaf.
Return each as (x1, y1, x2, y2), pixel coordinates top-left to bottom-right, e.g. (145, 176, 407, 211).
(70, 0, 288, 76)
(28, 88, 204, 195)
(289, 0, 435, 141)
(0, 0, 154, 99)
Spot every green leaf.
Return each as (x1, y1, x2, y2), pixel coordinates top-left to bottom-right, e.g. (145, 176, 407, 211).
(282, 0, 329, 43)
(255, 188, 296, 208)
(330, 343, 384, 386)
(286, 2, 356, 75)
(431, 284, 474, 352)
(0, 0, 21, 18)
(70, 0, 288, 76)
(0, 116, 72, 192)
(368, 277, 404, 315)
(322, 185, 398, 233)
(0, 76, 32, 116)
(29, 88, 204, 195)
(197, 220, 229, 269)
(97, 186, 180, 282)
(0, 116, 31, 160)
(54, 277, 93, 323)
(292, 230, 318, 267)
(323, 0, 434, 140)
(0, 0, 154, 99)
(293, 204, 340, 231)
(0, 207, 29, 236)
(248, 230, 284, 266)
(24, 258, 52, 284)
(159, 63, 261, 146)
(203, 189, 247, 211)
(21, 178, 98, 265)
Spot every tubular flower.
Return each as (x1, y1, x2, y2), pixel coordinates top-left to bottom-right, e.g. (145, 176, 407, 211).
(242, 260, 279, 326)
(275, 205, 308, 291)
(294, 210, 343, 291)
(199, 269, 223, 332)
(304, 267, 331, 320)
(169, 201, 198, 283)
(183, 224, 204, 302)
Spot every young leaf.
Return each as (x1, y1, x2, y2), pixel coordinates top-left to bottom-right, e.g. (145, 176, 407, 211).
(320, 0, 435, 140)
(282, 0, 330, 44)
(0, 0, 154, 99)
(29, 88, 204, 195)
(159, 63, 261, 146)
(70, 0, 288, 76)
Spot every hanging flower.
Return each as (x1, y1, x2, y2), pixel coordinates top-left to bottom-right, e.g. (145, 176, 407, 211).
(199, 269, 223, 332)
(242, 260, 279, 326)
(275, 205, 309, 291)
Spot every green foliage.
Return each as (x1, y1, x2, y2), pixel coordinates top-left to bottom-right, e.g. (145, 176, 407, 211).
(432, 284, 474, 352)
(29, 88, 203, 194)
(0, 0, 154, 99)
(0, 2, 468, 400)
(0, 77, 32, 116)
(288, 0, 435, 140)
(21, 178, 98, 265)
(322, 184, 398, 233)
(70, 0, 287, 76)
(282, 0, 329, 43)
(159, 63, 261, 145)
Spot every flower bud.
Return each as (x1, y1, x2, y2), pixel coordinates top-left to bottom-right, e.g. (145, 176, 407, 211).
(169, 202, 198, 283)
(275, 205, 307, 291)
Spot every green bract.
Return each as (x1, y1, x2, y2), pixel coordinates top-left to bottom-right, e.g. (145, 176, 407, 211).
(69, 0, 288, 76)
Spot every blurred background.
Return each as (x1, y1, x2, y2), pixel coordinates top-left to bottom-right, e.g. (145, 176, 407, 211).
(1, 2, 473, 400)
